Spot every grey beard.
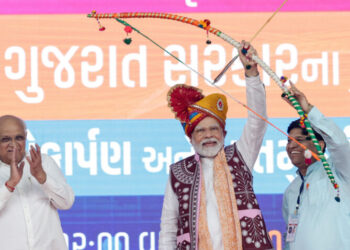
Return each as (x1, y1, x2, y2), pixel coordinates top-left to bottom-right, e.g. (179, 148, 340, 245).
(192, 138, 224, 158)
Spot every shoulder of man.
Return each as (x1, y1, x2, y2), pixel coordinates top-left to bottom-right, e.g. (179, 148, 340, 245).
(284, 175, 302, 195)
(39, 153, 60, 167)
(224, 144, 235, 151)
(40, 153, 52, 160)
(169, 154, 199, 180)
(170, 153, 196, 169)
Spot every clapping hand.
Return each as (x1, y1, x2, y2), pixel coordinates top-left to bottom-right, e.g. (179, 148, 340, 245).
(27, 144, 47, 184)
(7, 147, 25, 188)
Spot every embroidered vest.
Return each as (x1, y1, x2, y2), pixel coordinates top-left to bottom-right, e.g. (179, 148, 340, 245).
(170, 143, 274, 250)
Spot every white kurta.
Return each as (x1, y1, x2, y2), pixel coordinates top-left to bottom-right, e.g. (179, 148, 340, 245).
(0, 153, 75, 250)
(159, 75, 267, 249)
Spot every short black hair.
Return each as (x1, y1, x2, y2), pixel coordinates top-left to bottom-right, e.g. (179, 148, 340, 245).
(287, 119, 326, 152)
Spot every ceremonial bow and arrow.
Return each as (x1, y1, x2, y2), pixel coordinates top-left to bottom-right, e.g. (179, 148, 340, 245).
(87, 4, 340, 202)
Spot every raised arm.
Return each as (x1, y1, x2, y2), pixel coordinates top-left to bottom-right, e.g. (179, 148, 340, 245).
(236, 41, 268, 170)
(308, 107, 350, 188)
(282, 83, 350, 193)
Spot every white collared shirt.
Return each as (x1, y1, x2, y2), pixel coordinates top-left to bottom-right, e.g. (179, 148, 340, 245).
(0, 153, 75, 250)
(282, 107, 350, 250)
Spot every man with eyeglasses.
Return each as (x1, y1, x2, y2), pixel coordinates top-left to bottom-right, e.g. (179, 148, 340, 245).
(159, 41, 274, 250)
(282, 84, 350, 250)
(0, 115, 74, 250)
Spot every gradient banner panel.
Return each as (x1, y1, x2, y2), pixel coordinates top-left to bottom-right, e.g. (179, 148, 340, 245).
(1, 1, 350, 249)
(1, 13, 350, 120)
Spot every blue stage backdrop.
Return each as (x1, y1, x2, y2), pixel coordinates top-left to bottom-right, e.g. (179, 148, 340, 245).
(24, 118, 350, 249)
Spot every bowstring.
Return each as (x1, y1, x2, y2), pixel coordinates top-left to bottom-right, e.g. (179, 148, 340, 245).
(115, 17, 320, 160)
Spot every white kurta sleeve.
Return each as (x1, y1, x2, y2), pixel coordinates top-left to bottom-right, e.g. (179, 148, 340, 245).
(159, 176, 179, 250)
(307, 107, 350, 195)
(40, 154, 75, 210)
(236, 75, 267, 171)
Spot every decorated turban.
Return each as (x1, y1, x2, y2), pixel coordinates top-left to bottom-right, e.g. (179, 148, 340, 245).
(167, 84, 228, 137)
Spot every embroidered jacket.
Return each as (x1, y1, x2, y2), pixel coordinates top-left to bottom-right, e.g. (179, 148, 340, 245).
(170, 143, 274, 250)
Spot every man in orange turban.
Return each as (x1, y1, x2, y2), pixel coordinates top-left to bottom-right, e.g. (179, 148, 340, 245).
(159, 41, 274, 250)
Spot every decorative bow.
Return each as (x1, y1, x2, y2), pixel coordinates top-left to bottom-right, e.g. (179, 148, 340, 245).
(87, 11, 340, 201)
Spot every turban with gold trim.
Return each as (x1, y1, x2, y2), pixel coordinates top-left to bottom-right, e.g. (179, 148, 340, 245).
(167, 84, 228, 137)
